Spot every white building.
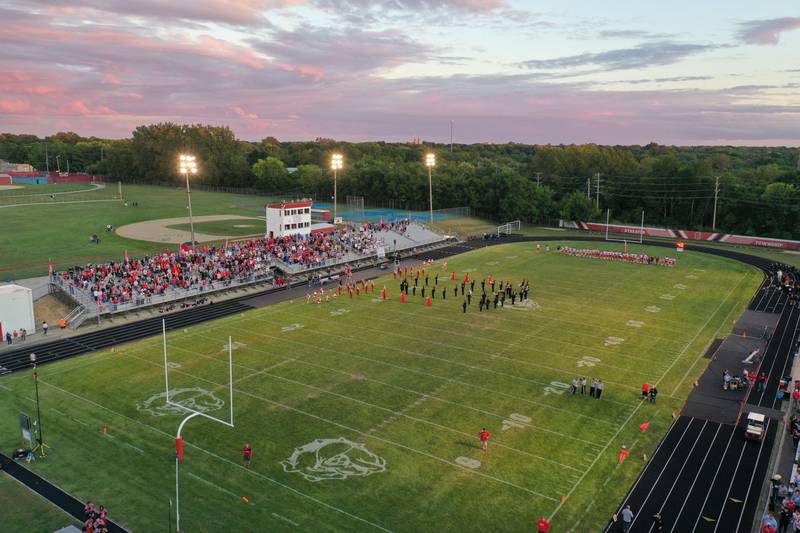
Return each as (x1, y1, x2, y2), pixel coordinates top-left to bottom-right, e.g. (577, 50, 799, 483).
(0, 284, 35, 339)
(266, 200, 313, 238)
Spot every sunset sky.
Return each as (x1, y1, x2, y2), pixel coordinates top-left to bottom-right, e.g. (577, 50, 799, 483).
(1, 1, 798, 145)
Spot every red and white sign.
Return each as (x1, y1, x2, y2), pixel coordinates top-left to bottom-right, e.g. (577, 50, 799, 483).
(560, 220, 800, 250)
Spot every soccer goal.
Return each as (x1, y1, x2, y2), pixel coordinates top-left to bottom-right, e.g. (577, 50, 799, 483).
(497, 220, 521, 236)
(346, 195, 365, 220)
(603, 209, 644, 244)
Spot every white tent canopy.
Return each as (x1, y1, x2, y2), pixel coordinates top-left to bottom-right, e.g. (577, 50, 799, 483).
(0, 284, 35, 338)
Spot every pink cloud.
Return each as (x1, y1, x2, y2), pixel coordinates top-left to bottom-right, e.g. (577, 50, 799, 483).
(738, 17, 800, 45)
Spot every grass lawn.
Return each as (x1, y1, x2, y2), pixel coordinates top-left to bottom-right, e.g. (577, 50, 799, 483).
(0, 184, 280, 280)
(0, 183, 99, 196)
(431, 216, 498, 237)
(167, 217, 266, 237)
(0, 241, 759, 532)
(0, 472, 81, 532)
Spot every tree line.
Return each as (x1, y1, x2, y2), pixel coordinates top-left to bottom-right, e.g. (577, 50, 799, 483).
(1, 124, 799, 238)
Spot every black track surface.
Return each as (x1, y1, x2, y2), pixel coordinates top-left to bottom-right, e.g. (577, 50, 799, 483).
(605, 415, 777, 533)
(0, 452, 128, 532)
(0, 235, 791, 532)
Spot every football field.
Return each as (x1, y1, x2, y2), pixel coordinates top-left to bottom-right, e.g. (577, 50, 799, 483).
(0, 242, 761, 532)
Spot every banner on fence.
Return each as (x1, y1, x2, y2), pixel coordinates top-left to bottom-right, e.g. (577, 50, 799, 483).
(560, 220, 800, 250)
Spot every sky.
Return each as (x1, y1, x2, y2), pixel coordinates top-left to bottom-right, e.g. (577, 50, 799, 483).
(0, 0, 798, 146)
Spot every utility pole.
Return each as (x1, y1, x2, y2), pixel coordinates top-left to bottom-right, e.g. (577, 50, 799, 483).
(534, 172, 541, 187)
(587, 177, 590, 199)
(449, 120, 454, 153)
(595, 172, 600, 209)
(712, 175, 720, 231)
(44, 142, 49, 172)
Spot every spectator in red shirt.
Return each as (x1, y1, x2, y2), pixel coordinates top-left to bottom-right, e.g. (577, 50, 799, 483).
(641, 383, 650, 400)
(479, 428, 491, 452)
(243, 443, 253, 468)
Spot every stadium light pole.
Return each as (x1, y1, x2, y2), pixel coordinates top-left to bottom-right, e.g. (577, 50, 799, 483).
(29, 353, 48, 457)
(178, 155, 198, 246)
(331, 153, 343, 224)
(426, 153, 436, 223)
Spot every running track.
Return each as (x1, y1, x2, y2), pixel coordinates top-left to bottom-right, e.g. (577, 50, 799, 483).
(607, 261, 793, 533)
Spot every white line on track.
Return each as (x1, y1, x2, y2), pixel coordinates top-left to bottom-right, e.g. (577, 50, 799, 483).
(732, 420, 771, 531)
(708, 419, 756, 533)
(644, 420, 711, 532)
(687, 422, 738, 532)
(665, 422, 725, 533)
(35, 378, 395, 532)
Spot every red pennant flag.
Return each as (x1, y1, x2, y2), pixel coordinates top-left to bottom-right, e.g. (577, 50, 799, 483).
(639, 422, 650, 431)
(401, 293, 406, 303)
(561, 495, 566, 505)
(426, 296, 431, 307)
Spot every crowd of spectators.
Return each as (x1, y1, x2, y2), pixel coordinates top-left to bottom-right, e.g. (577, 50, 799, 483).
(82, 501, 110, 533)
(558, 246, 676, 267)
(54, 226, 386, 310)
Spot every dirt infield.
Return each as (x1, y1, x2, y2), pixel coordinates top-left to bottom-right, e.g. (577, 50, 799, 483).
(116, 215, 262, 243)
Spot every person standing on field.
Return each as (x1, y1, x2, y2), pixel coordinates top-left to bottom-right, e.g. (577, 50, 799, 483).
(42, 321, 49, 335)
(589, 378, 596, 398)
(596, 380, 604, 400)
(243, 443, 253, 468)
(479, 428, 491, 452)
(581, 377, 587, 395)
(571, 377, 579, 394)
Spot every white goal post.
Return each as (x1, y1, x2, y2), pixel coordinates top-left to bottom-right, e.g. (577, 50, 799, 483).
(604, 209, 644, 244)
(163, 319, 234, 427)
(497, 220, 521, 236)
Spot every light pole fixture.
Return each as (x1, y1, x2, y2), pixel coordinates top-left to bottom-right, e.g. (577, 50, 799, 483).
(331, 153, 343, 224)
(178, 155, 198, 247)
(29, 353, 48, 457)
(425, 153, 436, 223)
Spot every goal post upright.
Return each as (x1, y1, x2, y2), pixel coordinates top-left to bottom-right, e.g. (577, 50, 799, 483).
(162, 319, 235, 533)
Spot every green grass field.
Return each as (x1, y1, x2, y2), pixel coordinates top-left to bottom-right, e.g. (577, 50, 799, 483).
(0, 184, 278, 280)
(0, 473, 80, 532)
(167, 217, 266, 237)
(0, 241, 760, 532)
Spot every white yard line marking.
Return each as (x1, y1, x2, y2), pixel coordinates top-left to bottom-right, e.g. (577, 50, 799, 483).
(0, 383, 12, 391)
(172, 340, 609, 449)
(36, 378, 394, 532)
(228, 319, 644, 400)
(219, 324, 632, 426)
(188, 472, 242, 500)
(190, 333, 621, 433)
(121, 441, 145, 454)
(272, 513, 300, 527)
(552, 270, 749, 522)
(669, 271, 757, 396)
(125, 350, 578, 492)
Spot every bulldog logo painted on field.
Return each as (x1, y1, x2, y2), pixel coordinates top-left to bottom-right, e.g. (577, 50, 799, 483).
(281, 438, 386, 482)
(136, 387, 224, 417)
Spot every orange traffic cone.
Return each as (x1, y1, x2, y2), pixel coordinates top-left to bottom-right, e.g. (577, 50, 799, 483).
(426, 297, 431, 307)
